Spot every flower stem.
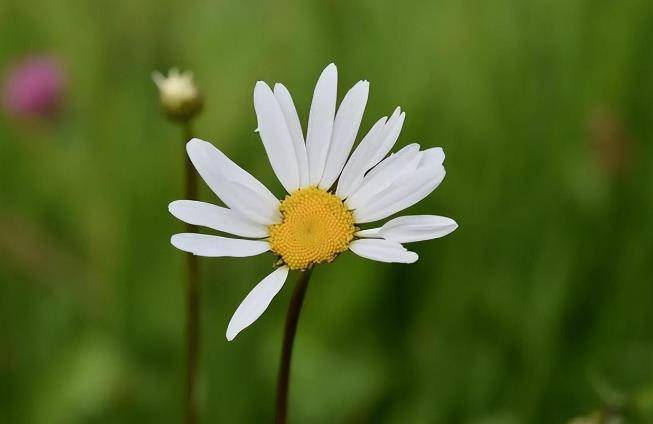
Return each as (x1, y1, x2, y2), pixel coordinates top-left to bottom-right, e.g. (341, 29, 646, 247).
(275, 268, 313, 424)
(182, 121, 200, 424)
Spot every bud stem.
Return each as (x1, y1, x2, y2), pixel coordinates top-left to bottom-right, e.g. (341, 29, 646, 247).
(183, 120, 200, 424)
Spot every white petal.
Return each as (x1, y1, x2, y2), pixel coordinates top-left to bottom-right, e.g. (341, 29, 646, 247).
(319, 80, 369, 190)
(335, 116, 387, 198)
(353, 149, 446, 223)
(254, 82, 300, 192)
(365, 107, 405, 170)
(357, 215, 458, 243)
(226, 266, 289, 341)
(345, 144, 421, 210)
(274, 83, 309, 187)
(376, 108, 406, 158)
(306, 63, 338, 185)
(186, 139, 281, 225)
(428, 147, 445, 166)
(168, 200, 268, 238)
(336, 107, 405, 198)
(171, 233, 270, 257)
(355, 228, 381, 238)
(224, 180, 284, 225)
(354, 167, 445, 224)
(349, 239, 418, 263)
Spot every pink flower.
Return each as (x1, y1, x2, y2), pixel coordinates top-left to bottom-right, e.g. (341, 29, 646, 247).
(2, 55, 66, 120)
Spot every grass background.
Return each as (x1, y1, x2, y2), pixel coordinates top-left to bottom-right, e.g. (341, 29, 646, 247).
(1, 0, 652, 422)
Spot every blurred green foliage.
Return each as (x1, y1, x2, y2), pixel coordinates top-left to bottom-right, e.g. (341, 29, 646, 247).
(1, 0, 653, 423)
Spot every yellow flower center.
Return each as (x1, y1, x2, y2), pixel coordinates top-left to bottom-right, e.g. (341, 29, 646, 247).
(269, 187, 355, 270)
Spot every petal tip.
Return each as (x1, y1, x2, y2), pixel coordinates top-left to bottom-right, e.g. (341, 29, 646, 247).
(254, 81, 272, 97)
(170, 234, 182, 248)
(186, 137, 207, 154)
(168, 201, 180, 214)
(320, 63, 338, 79)
(434, 147, 445, 163)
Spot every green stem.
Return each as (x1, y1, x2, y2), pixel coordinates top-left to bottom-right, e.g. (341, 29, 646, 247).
(275, 269, 314, 424)
(182, 121, 199, 424)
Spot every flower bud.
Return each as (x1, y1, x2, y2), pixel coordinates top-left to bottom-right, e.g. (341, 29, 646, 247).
(152, 68, 203, 122)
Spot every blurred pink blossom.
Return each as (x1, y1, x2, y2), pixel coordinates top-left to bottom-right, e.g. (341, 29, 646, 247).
(586, 106, 633, 178)
(2, 55, 66, 120)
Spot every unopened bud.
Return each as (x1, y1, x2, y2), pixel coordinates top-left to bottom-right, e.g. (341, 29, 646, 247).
(152, 68, 203, 122)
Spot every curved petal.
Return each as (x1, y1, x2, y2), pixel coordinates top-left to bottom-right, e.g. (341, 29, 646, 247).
(226, 266, 289, 341)
(169, 200, 268, 238)
(353, 149, 446, 224)
(254, 82, 300, 192)
(274, 83, 309, 187)
(356, 215, 458, 243)
(335, 116, 387, 198)
(171, 233, 270, 257)
(306, 63, 337, 185)
(362, 144, 416, 180)
(345, 144, 421, 210)
(319, 80, 369, 190)
(336, 107, 405, 198)
(349, 239, 418, 263)
(375, 108, 406, 163)
(354, 167, 445, 224)
(186, 138, 281, 224)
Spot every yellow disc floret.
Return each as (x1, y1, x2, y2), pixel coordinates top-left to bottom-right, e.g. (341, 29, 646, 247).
(269, 187, 355, 270)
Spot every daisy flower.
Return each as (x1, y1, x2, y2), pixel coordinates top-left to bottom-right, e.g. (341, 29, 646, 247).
(169, 63, 457, 341)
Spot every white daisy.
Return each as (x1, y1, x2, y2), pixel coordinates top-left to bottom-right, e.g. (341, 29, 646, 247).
(169, 63, 458, 341)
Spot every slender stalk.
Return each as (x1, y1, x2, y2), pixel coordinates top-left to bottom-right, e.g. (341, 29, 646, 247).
(182, 121, 199, 424)
(275, 268, 314, 424)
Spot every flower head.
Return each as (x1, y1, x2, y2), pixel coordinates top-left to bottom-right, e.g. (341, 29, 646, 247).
(152, 68, 203, 122)
(269, 187, 355, 270)
(2, 55, 66, 120)
(168, 63, 458, 341)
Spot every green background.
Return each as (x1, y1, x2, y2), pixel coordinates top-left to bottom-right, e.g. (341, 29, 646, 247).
(1, 0, 652, 422)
